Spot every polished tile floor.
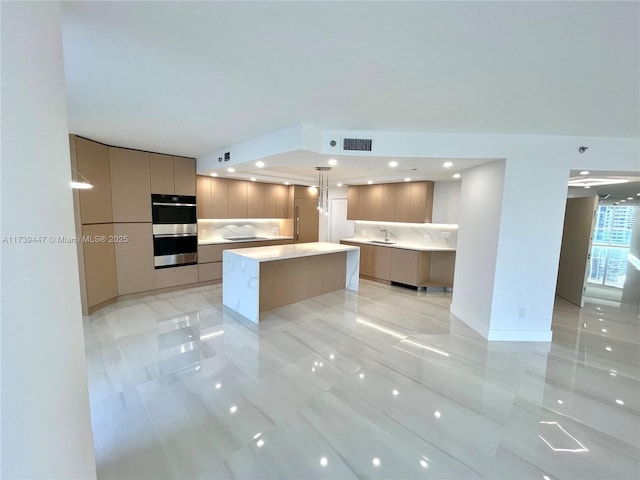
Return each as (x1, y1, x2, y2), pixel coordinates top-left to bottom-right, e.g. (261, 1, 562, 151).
(84, 280, 640, 479)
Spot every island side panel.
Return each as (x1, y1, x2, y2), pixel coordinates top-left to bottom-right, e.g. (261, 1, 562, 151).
(345, 248, 360, 290)
(259, 252, 347, 313)
(222, 250, 260, 323)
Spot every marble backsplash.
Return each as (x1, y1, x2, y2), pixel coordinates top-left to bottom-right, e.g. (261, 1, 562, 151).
(198, 219, 290, 243)
(352, 221, 458, 249)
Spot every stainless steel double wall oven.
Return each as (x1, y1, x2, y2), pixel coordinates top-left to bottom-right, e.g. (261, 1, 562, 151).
(151, 194, 197, 268)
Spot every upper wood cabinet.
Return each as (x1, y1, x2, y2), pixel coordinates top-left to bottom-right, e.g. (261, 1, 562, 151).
(409, 181, 433, 223)
(109, 147, 151, 222)
(149, 153, 174, 194)
(347, 186, 359, 220)
(196, 175, 289, 219)
(74, 136, 113, 224)
(211, 177, 229, 218)
(173, 156, 196, 195)
(247, 181, 265, 218)
(347, 181, 434, 223)
(227, 179, 248, 218)
(150, 154, 196, 196)
(276, 184, 289, 218)
(381, 183, 397, 222)
(196, 175, 212, 219)
(394, 183, 411, 222)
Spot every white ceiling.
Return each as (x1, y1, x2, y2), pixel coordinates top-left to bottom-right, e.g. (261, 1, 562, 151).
(60, 1, 639, 184)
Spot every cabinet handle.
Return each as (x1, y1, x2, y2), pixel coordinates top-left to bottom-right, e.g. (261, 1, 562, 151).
(295, 206, 300, 239)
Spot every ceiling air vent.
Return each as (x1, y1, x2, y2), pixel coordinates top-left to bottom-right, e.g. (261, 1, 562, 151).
(343, 138, 372, 151)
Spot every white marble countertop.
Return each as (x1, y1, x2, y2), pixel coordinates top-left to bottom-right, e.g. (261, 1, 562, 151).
(225, 242, 359, 262)
(340, 237, 456, 252)
(198, 236, 294, 246)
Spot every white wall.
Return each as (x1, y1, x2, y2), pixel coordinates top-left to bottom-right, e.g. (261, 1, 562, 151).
(432, 181, 461, 224)
(451, 160, 506, 338)
(1, 2, 96, 478)
(319, 185, 351, 242)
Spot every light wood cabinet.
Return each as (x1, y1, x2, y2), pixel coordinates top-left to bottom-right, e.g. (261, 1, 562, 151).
(74, 136, 113, 224)
(227, 180, 247, 218)
(173, 156, 196, 196)
(394, 183, 412, 222)
(381, 183, 397, 222)
(372, 245, 392, 280)
(198, 262, 222, 282)
(347, 185, 359, 220)
(211, 177, 229, 218)
(369, 185, 383, 221)
(276, 184, 289, 218)
(264, 183, 278, 218)
(109, 147, 151, 222)
(410, 181, 434, 223)
(155, 265, 198, 289)
(196, 176, 212, 219)
(247, 182, 265, 218)
(347, 181, 433, 223)
(150, 154, 196, 196)
(113, 223, 155, 295)
(341, 240, 455, 287)
(149, 153, 174, 194)
(196, 176, 289, 220)
(82, 223, 117, 308)
(358, 185, 371, 220)
(390, 248, 421, 285)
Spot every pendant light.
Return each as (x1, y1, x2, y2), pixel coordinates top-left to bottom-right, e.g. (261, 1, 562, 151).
(316, 167, 330, 213)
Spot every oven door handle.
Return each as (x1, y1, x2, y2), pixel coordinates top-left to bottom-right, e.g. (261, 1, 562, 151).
(152, 202, 197, 207)
(153, 233, 198, 238)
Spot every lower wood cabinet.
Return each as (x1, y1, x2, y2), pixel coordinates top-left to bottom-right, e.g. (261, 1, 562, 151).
(197, 239, 294, 282)
(82, 223, 117, 308)
(340, 241, 455, 287)
(155, 265, 198, 289)
(113, 223, 155, 295)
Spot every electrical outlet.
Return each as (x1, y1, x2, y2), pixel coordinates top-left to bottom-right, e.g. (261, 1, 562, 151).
(518, 307, 526, 318)
(441, 232, 450, 239)
(423, 234, 431, 242)
(271, 227, 279, 235)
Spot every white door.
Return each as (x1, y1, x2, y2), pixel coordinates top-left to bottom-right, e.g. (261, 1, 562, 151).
(329, 198, 354, 243)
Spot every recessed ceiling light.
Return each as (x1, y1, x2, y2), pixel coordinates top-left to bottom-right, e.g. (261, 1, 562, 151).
(388, 161, 398, 168)
(367, 180, 373, 184)
(637, 193, 640, 196)
(584, 186, 591, 189)
(627, 197, 633, 200)
(443, 161, 453, 168)
(210, 173, 218, 177)
(453, 173, 461, 179)
(579, 170, 590, 175)
(284, 181, 290, 185)
(328, 159, 338, 166)
(255, 161, 264, 168)
(226, 167, 235, 173)
(621, 200, 626, 203)
(404, 178, 411, 182)
(434, 410, 441, 419)
(337, 183, 343, 187)
(372, 458, 381, 467)
(320, 457, 328, 467)
(250, 177, 256, 182)
(615, 399, 624, 405)
(229, 405, 237, 414)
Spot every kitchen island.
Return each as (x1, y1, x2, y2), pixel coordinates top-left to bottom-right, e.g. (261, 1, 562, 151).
(222, 242, 359, 323)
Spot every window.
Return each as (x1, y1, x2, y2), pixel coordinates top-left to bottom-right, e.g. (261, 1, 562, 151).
(588, 205, 637, 288)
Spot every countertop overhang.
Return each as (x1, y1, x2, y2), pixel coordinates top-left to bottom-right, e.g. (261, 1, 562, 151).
(340, 237, 456, 252)
(224, 242, 359, 262)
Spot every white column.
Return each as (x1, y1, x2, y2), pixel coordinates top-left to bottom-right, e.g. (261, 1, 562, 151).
(1, 2, 97, 478)
(452, 157, 570, 341)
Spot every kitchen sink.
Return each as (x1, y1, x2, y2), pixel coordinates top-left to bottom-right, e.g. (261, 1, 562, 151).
(371, 240, 396, 245)
(223, 236, 269, 241)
